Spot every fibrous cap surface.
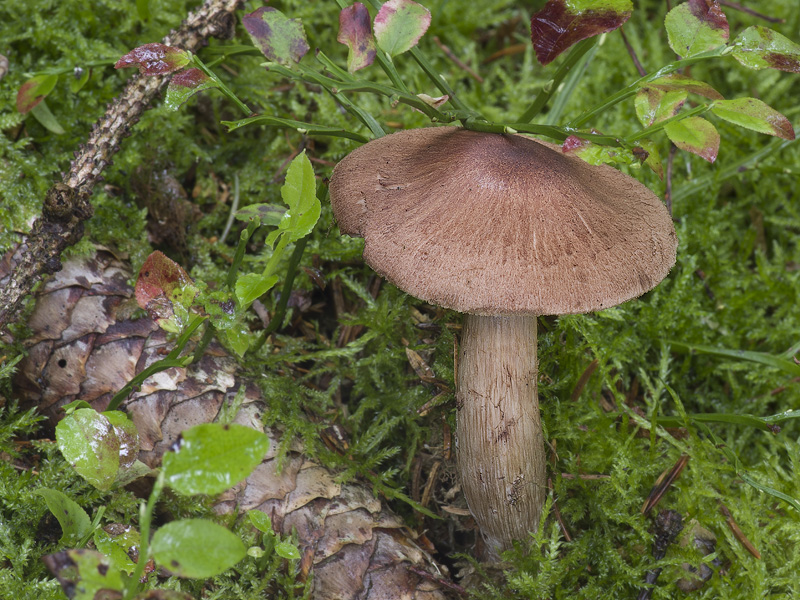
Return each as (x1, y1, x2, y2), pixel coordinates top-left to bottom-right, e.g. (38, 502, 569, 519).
(330, 127, 677, 315)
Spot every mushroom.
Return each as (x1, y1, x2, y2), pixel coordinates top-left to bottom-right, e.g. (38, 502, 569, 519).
(329, 127, 677, 555)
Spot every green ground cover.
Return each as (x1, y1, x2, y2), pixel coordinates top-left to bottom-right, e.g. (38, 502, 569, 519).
(1, 0, 799, 598)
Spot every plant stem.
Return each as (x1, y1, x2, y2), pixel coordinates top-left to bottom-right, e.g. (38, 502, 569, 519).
(227, 218, 261, 290)
(263, 235, 308, 336)
(462, 118, 626, 147)
(518, 37, 598, 124)
(127, 470, 165, 597)
(107, 314, 206, 411)
(625, 104, 711, 142)
(223, 114, 371, 143)
(567, 46, 729, 128)
(191, 54, 252, 116)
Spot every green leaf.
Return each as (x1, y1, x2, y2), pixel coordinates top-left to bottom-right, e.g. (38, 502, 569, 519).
(561, 136, 641, 167)
(68, 68, 91, 94)
(224, 321, 251, 358)
(247, 510, 273, 534)
(56, 409, 121, 491)
(664, 115, 719, 162)
(732, 25, 800, 73)
(94, 526, 140, 574)
(43, 549, 124, 600)
(711, 97, 795, 140)
(151, 519, 246, 578)
(243, 7, 310, 65)
(668, 340, 800, 376)
(374, 0, 431, 58)
(16, 73, 58, 113)
(279, 151, 320, 242)
(235, 203, 285, 227)
(637, 139, 663, 179)
(34, 488, 92, 546)
(643, 73, 723, 100)
(274, 540, 301, 560)
(664, 0, 729, 58)
(30, 100, 66, 134)
(162, 423, 271, 496)
(634, 88, 687, 127)
(235, 272, 279, 306)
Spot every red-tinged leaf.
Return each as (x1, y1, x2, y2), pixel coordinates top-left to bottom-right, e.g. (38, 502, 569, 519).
(16, 73, 58, 113)
(243, 7, 309, 65)
(638, 139, 664, 180)
(664, 116, 720, 162)
(635, 88, 686, 127)
(664, 0, 729, 58)
(531, 0, 633, 66)
(711, 98, 795, 140)
(562, 135, 590, 153)
(165, 68, 218, 110)
(115, 43, 191, 75)
(374, 0, 431, 58)
(644, 73, 723, 100)
(135, 251, 195, 325)
(338, 3, 377, 72)
(732, 26, 800, 73)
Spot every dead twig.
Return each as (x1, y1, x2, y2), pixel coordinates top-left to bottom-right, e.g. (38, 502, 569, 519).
(0, 0, 244, 330)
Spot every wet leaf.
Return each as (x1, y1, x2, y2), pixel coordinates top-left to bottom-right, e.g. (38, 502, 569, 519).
(530, 0, 633, 66)
(43, 549, 124, 600)
(635, 88, 687, 127)
(338, 3, 377, 72)
(732, 26, 800, 73)
(103, 411, 140, 472)
(151, 519, 246, 578)
(162, 423, 271, 496)
(247, 510, 273, 534)
(68, 67, 91, 94)
(243, 7, 310, 65)
(373, 0, 431, 58)
(34, 488, 92, 546)
(711, 97, 795, 140)
(235, 273, 279, 307)
(165, 68, 218, 110)
(56, 409, 121, 491)
(644, 73, 723, 100)
(664, 0, 729, 58)
(94, 526, 140, 574)
(664, 116, 719, 162)
(224, 321, 251, 358)
(17, 73, 58, 113)
(277, 151, 320, 243)
(115, 43, 191, 75)
(275, 540, 301, 560)
(135, 251, 197, 331)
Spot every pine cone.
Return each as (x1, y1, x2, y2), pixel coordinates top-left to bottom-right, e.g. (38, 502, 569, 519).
(9, 247, 451, 600)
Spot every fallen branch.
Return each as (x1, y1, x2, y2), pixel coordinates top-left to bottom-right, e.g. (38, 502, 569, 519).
(0, 0, 243, 330)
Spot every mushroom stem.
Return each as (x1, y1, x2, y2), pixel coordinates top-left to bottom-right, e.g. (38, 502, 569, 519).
(456, 313, 546, 556)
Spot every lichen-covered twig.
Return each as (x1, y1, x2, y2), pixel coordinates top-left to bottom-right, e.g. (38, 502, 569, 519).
(0, 0, 243, 330)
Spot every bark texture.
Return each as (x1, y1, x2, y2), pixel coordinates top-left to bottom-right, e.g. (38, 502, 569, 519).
(0, 0, 245, 330)
(456, 314, 545, 555)
(8, 248, 451, 600)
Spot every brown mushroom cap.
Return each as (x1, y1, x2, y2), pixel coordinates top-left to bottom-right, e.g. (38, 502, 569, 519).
(329, 127, 677, 315)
